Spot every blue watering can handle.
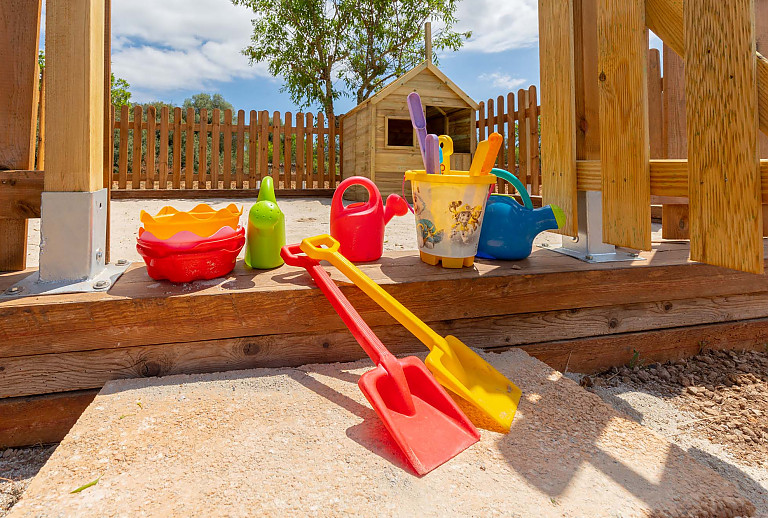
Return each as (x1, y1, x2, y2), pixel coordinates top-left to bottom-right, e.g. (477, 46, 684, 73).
(490, 168, 533, 210)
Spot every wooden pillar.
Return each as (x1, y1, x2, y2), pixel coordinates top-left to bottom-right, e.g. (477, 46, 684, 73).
(597, 0, 651, 250)
(757, 0, 768, 156)
(685, 0, 762, 273)
(39, 0, 107, 282)
(539, 0, 578, 237)
(0, 0, 43, 271)
(103, 0, 112, 262)
(44, 0, 105, 193)
(574, 0, 600, 163)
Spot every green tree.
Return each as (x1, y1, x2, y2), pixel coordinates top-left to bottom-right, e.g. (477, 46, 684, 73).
(111, 74, 132, 108)
(183, 93, 234, 119)
(232, 0, 469, 118)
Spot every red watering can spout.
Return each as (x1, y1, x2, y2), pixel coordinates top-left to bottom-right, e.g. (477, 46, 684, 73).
(383, 194, 410, 225)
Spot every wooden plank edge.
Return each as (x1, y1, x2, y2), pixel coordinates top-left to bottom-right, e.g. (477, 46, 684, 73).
(7, 289, 768, 397)
(520, 317, 768, 374)
(110, 188, 336, 200)
(0, 389, 97, 448)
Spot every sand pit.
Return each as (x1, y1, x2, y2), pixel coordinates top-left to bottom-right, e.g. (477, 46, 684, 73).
(8, 349, 754, 517)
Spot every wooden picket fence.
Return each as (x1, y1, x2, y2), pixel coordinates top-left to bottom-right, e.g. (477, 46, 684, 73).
(477, 85, 541, 196)
(109, 106, 341, 193)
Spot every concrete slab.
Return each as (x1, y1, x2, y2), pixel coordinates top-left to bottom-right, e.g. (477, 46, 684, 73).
(9, 349, 754, 517)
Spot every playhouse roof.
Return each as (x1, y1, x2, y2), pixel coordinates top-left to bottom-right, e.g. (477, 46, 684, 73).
(344, 61, 478, 117)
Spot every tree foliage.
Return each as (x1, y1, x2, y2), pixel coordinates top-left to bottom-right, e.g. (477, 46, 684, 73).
(233, 0, 469, 117)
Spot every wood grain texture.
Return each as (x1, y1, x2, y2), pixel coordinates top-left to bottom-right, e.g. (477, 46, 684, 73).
(184, 108, 194, 188)
(685, 0, 762, 273)
(539, 0, 578, 236)
(574, 0, 600, 162)
(597, 0, 650, 250)
(0, 220, 28, 272)
(158, 106, 169, 189)
(210, 108, 220, 189)
(8, 289, 768, 397)
(647, 0, 768, 138)
(0, 0, 42, 171)
(44, 0, 104, 192)
(576, 159, 768, 200)
(295, 113, 305, 188)
(235, 110, 244, 189)
(271, 110, 281, 182)
(118, 105, 128, 188)
(662, 204, 689, 240)
(223, 109, 232, 189)
(523, 317, 768, 374)
(6, 243, 768, 361)
(757, 0, 768, 155)
(0, 170, 43, 219)
(146, 106, 156, 188)
(131, 105, 142, 189)
(647, 48, 665, 159)
(528, 87, 541, 194)
(110, 188, 334, 200)
(317, 112, 326, 188)
(198, 108, 207, 189)
(0, 390, 97, 448)
(662, 44, 687, 159)
(283, 112, 292, 189)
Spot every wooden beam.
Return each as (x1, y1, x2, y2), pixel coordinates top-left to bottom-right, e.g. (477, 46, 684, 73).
(44, 0, 105, 192)
(539, 0, 578, 237)
(0, 0, 42, 170)
(576, 159, 768, 201)
(685, 0, 762, 274)
(522, 317, 768, 374)
(597, 0, 650, 250)
(8, 289, 768, 398)
(647, 48, 665, 159)
(0, 170, 43, 218)
(757, 0, 768, 155)
(110, 188, 336, 200)
(0, 0, 42, 272)
(662, 44, 687, 159)
(574, 0, 601, 162)
(0, 390, 97, 448)
(647, 0, 768, 138)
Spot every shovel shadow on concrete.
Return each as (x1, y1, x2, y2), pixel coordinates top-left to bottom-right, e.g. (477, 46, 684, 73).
(292, 368, 414, 474)
(492, 366, 755, 516)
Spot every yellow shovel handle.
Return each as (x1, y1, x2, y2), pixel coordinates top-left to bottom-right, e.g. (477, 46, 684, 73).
(300, 235, 443, 350)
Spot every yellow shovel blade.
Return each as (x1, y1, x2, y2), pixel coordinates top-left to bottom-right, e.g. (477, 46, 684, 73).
(426, 335, 521, 430)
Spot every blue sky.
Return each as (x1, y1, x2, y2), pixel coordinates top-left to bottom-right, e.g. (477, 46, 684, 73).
(40, 0, 659, 114)
(75, 0, 540, 113)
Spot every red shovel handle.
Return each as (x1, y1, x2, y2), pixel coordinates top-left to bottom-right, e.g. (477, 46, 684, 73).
(281, 244, 389, 366)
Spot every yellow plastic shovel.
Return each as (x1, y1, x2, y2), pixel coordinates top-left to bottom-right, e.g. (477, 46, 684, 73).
(300, 235, 521, 431)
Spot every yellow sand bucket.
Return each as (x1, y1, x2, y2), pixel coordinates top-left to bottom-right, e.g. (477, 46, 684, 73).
(405, 171, 497, 268)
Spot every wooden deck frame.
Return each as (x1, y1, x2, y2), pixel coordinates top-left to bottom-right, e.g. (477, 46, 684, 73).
(4, 244, 768, 446)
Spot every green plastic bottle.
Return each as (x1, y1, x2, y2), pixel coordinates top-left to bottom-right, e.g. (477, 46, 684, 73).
(245, 176, 285, 269)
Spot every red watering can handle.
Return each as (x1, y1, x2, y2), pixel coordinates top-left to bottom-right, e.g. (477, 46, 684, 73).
(280, 244, 392, 367)
(331, 176, 383, 217)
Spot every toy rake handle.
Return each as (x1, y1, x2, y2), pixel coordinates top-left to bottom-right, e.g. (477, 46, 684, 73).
(300, 235, 443, 352)
(280, 244, 391, 366)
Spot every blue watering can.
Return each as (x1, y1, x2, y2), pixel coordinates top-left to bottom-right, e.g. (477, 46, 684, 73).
(476, 168, 565, 261)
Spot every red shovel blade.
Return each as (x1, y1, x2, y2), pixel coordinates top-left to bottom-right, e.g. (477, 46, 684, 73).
(359, 356, 480, 475)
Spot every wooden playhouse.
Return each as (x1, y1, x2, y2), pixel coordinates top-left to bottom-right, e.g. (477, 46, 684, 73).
(340, 61, 478, 198)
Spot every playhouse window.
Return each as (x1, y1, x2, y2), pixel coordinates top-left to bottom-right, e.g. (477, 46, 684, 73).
(386, 118, 414, 147)
(425, 106, 473, 153)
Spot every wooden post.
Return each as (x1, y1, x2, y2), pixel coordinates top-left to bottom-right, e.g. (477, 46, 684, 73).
(425, 22, 432, 64)
(757, 0, 768, 155)
(45, 0, 104, 193)
(0, 0, 43, 271)
(661, 43, 689, 239)
(647, 48, 665, 159)
(40, 0, 107, 281)
(685, 0, 762, 273)
(539, 0, 578, 237)
(597, 0, 650, 251)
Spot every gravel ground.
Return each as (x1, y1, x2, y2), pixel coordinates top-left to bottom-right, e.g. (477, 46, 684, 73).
(0, 446, 56, 517)
(574, 348, 768, 515)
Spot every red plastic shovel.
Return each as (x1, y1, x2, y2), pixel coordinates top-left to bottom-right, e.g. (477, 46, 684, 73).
(280, 244, 480, 475)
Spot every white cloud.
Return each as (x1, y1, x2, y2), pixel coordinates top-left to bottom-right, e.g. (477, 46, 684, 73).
(110, 0, 271, 99)
(478, 72, 526, 91)
(455, 0, 538, 52)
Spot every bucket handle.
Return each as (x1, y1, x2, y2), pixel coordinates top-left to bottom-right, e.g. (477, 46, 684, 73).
(490, 168, 533, 210)
(331, 176, 383, 216)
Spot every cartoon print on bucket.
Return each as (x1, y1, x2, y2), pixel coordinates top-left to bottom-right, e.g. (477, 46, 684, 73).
(449, 201, 483, 245)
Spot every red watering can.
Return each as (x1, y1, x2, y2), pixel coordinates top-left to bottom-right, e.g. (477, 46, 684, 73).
(330, 176, 409, 262)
